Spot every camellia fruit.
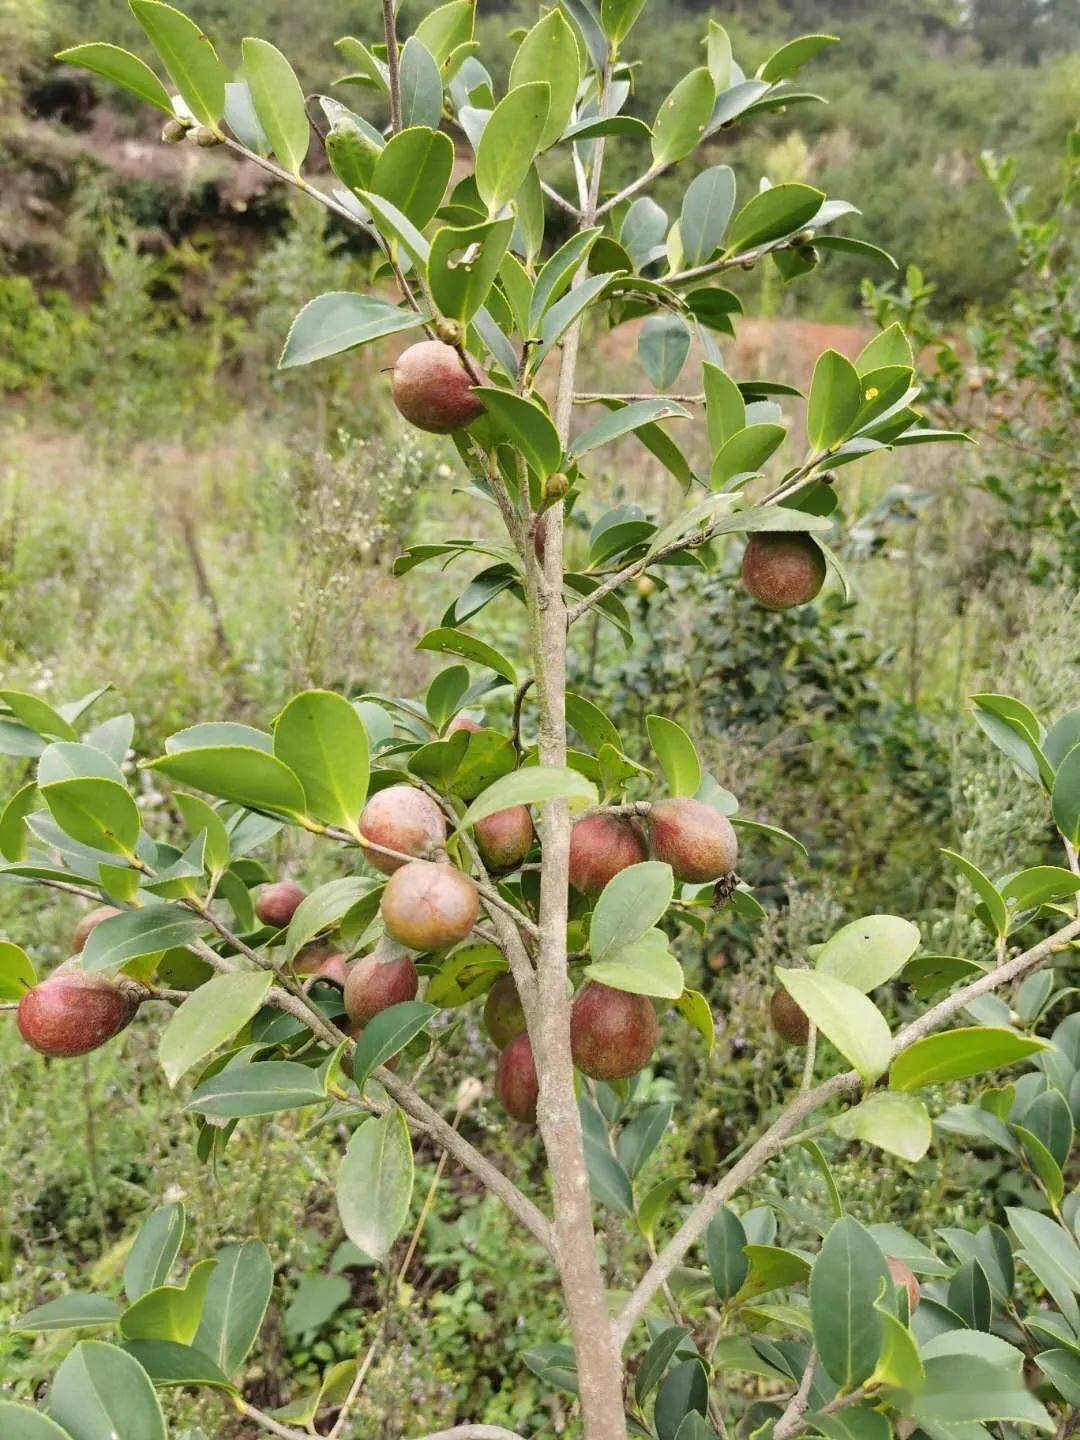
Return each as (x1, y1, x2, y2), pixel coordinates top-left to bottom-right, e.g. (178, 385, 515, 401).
(380, 860, 479, 951)
(568, 815, 647, 896)
(294, 945, 349, 988)
(483, 974, 526, 1050)
(475, 806, 534, 873)
(359, 784, 447, 876)
(343, 943, 418, 1024)
(254, 880, 306, 929)
(570, 982, 659, 1081)
(72, 905, 122, 953)
(391, 340, 485, 434)
(447, 715, 482, 735)
(887, 1256, 921, 1313)
(769, 987, 810, 1046)
(496, 1029, 539, 1123)
(740, 532, 826, 610)
(647, 797, 738, 884)
(17, 971, 139, 1058)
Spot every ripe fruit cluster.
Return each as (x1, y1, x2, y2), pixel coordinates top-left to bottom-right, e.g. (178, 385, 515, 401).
(569, 796, 737, 895)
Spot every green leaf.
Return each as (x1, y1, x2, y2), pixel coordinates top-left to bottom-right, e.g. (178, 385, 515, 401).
(510, 9, 580, 149)
(0, 781, 38, 861)
(831, 1093, 931, 1162)
(815, 914, 920, 992)
(158, 972, 274, 1087)
(889, 1027, 1048, 1091)
(120, 1340, 233, 1391)
(810, 1216, 890, 1388)
(285, 877, 375, 961)
(530, 228, 602, 332)
(941, 849, 1007, 936)
(350, 1001, 435, 1090)
(522, 1342, 579, 1396)
(676, 989, 714, 1050)
(726, 183, 824, 254)
(273, 689, 369, 831)
(49, 1338, 167, 1440)
(1014, 1124, 1065, 1207)
(816, 234, 898, 268)
(638, 1174, 691, 1243)
(710, 423, 787, 486)
(1045, 708, 1080, 768)
(357, 190, 430, 271)
(371, 126, 455, 230)
(1052, 744, 1080, 845)
(119, 1259, 216, 1344)
(143, 745, 307, 818)
(776, 968, 891, 1082)
(731, 817, 806, 857)
(706, 1206, 749, 1299)
(125, 1204, 185, 1302)
(760, 34, 838, 82)
(703, 363, 745, 451)
(680, 165, 736, 267)
(638, 314, 691, 391)
(802, 1137, 844, 1218)
(635, 1325, 692, 1406)
(0, 1403, 72, 1439)
(586, 927, 683, 999)
(617, 1101, 673, 1179)
(655, 1358, 708, 1440)
(82, 906, 206, 975)
(563, 113, 651, 142)
(1022, 1087, 1073, 1166)
(415, 0, 474, 65)
(398, 37, 442, 128)
(646, 717, 701, 798)
(855, 322, 913, 374)
(948, 1257, 992, 1330)
(473, 388, 562, 478)
(1001, 865, 1080, 913)
(279, 293, 426, 370)
(430, 219, 514, 323)
(476, 81, 549, 213)
(812, 1406, 891, 1440)
(241, 37, 308, 173)
(417, 627, 517, 684)
(0, 693, 72, 741)
(14, 1293, 123, 1333)
(130, 0, 227, 129)
(188, 1060, 328, 1117)
(1035, 1349, 1080, 1406)
(590, 862, 674, 962)
(38, 776, 138, 857)
(193, 1241, 273, 1377)
(970, 692, 1053, 788)
(532, 272, 611, 368)
(566, 694, 623, 754)
(584, 1132, 634, 1216)
(336, 1109, 414, 1263)
(913, 1332, 1055, 1430)
(807, 348, 862, 451)
(570, 398, 690, 459)
(651, 68, 715, 167)
(0, 940, 35, 1000)
(462, 766, 595, 828)
(173, 793, 230, 875)
(224, 79, 270, 155)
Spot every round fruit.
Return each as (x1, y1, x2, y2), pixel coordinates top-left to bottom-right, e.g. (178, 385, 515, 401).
(887, 1256, 921, 1313)
(254, 880, 306, 929)
(568, 815, 647, 896)
(294, 945, 349, 988)
(72, 905, 122, 953)
(483, 975, 526, 1050)
(359, 784, 447, 876)
(570, 982, 659, 1081)
(391, 340, 485, 434)
(380, 861, 479, 951)
(647, 798, 738, 884)
(740, 532, 826, 610)
(447, 715, 482, 735)
(496, 1030, 539, 1123)
(475, 806, 534, 873)
(343, 945, 418, 1024)
(769, 987, 810, 1046)
(17, 971, 138, 1058)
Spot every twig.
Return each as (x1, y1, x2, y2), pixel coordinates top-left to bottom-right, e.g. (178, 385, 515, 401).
(234, 1398, 310, 1440)
(773, 1348, 817, 1440)
(414, 1429, 524, 1440)
(574, 392, 706, 404)
(801, 1025, 817, 1091)
(541, 178, 582, 220)
(381, 0, 402, 133)
(511, 676, 535, 753)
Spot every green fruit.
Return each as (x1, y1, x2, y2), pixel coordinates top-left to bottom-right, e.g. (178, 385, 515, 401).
(647, 797, 737, 884)
(380, 860, 479, 951)
(570, 982, 658, 1081)
(741, 532, 826, 610)
(483, 974, 526, 1049)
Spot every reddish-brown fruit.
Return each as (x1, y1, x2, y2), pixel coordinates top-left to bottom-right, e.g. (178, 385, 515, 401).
(17, 971, 138, 1058)
(294, 945, 349, 988)
(570, 982, 659, 1081)
(496, 1030, 539, 1123)
(708, 952, 729, 972)
(769, 987, 810, 1046)
(359, 784, 447, 876)
(391, 341, 485, 434)
(380, 861, 479, 951)
(254, 881, 306, 929)
(741, 532, 826, 610)
(72, 905, 122, 953)
(475, 806, 534, 873)
(647, 798, 738, 884)
(343, 945, 418, 1024)
(887, 1257, 921, 1314)
(483, 974, 527, 1050)
(568, 814, 648, 896)
(447, 715, 482, 735)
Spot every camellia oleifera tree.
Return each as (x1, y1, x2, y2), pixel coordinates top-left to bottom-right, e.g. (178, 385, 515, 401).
(2, 3, 1079, 1438)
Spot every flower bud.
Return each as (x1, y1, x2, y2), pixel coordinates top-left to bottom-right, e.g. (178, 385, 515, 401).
(161, 118, 188, 145)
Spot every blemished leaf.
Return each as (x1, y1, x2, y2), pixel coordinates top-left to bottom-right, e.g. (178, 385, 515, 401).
(49, 1339, 168, 1440)
(706, 1206, 749, 1299)
(336, 1108, 414, 1262)
(473, 388, 562, 478)
(0, 940, 35, 1000)
(646, 716, 701, 798)
(590, 862, 674, 963)
(193, 1241, 273, 1377)
(1001, 864, 1080, 913)
(807, 348, 862, 451)
(144, 744, 307, 818)
(810, 1216, 891, 1388)
(40, 777, 140, 857)
(370, 126, 455, 230)
(124, 1204, 185, 1302)
(760, 33, 839, 82)
(815, 914, 921, 992)
(272, 689, 369, 830)
(652, 68, 715, 167)
(510, 9, 580, 149)
(476, 81, 550, 213)
(188, 1060, 329, 1117)
(635, 1325, 692, 1406)
(462, 765, 595, 828)
(586, 927, 684, 999)
(119, 1259, 216, 1345)
(158, 972, 274, 1087)
(725, 183, 824, 254)
(279, 293, 426, 370)
(776, 968, 892, 1082)
(131, 0, 227, 129)
(241, 38, 308, 174)
(680, 165, 736, 267)
(350, 1001, 435, 1090)
(430, 219, 514, 323)
(940, 848, 1007, 936)
(889, 1027, 1049, 1091)
(13, 1293, 123, 1333)
(1052, 743, 1080, 845)
(0, 1403, 72, 1439)
(831, 1093, 932, 1162)
(638, 314, 691, 391)
(81, 905, 206, 975)
(120, 1339, 233, 1391)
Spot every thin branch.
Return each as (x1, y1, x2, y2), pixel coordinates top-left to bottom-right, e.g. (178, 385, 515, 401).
(381, 0, 403, 133)
(773, 1349, 817, 1440)
(511, 676, 535, 754)
(574, 392, 706, 404)
(541, 177, 582, 220)
(594, 159, 663, 219)
(234, 1398, 310, 1440)
(611, 915, 1080, 1347)
(414, 1429, 524, 1440)
(801, 1025, 817, 1091)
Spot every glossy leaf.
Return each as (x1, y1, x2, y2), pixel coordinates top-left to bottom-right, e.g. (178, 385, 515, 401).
(49, 1339, 168, 1440)
(807, 348, 862, 451)
(272, 689, 369, 830)
(710, 422, 787, 486)
(831, 1093, 931, 1162)
(815, 914, 920, 992)
(635, 1325, 691, 1406)
(241, 38, 308, 173)
(941, 848, 1007, 936)
(336, 1108, 414, 1262)
(476, 82, 549, 213)
(726, 183, 824, 254)
(760, 33, 838, 82)
(279, 293, 425, 370)
(646, 717, 701, 798)
(586, 926, 683, 999)
(776, 968, 891, 1082)
(131, 0, 226, 128)
(652, 68, 715, 167)
(159, 971, 274, 1087)
(121, 1339, 232, 1391)
(570, 398, 690, 459)
(473, 387, 561, 478)
(890, 1027, 1048, 1091)
(193, 1240, 273, 1377)
(509, 10, 580, 149)
(350, 1001, 435, 1090)
(125, 1203, 185, 1302)
(462, 765, 595, 828)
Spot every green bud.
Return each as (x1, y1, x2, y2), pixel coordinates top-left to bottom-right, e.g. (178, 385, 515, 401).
(193, 126, 223, 148)
(433, 318, 465, 347)
(543, 472, 570, 503)
(161, 118, 188, 145)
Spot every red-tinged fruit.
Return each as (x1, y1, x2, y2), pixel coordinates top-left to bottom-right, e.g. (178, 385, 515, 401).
(254, 881, 306, 929)
(496, 1029, 539, 1123)
(647, 797, 738, 884)
(294, 945, 349, 988)
(741, 532, 826, 610)
(887, 1257, 921, 1314)
(568, 814, 647, 896)
(380, 861, 479, 951)
(18, 971, 138, 1058)
(72, 905, 122, 953)
(343, 944, 418, 1024)
(483, 974, 526, 1050)
(570, 982, 659, 1081)
(475, 805, 534, 873)
(359, 784, 447, 876)
(769, 987, 810, 1046)
(391, 340, 485, 435)
(447, 715, 482, 735)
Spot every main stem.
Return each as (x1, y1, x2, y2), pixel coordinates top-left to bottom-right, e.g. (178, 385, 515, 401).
(524, 53, 628, 1440)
